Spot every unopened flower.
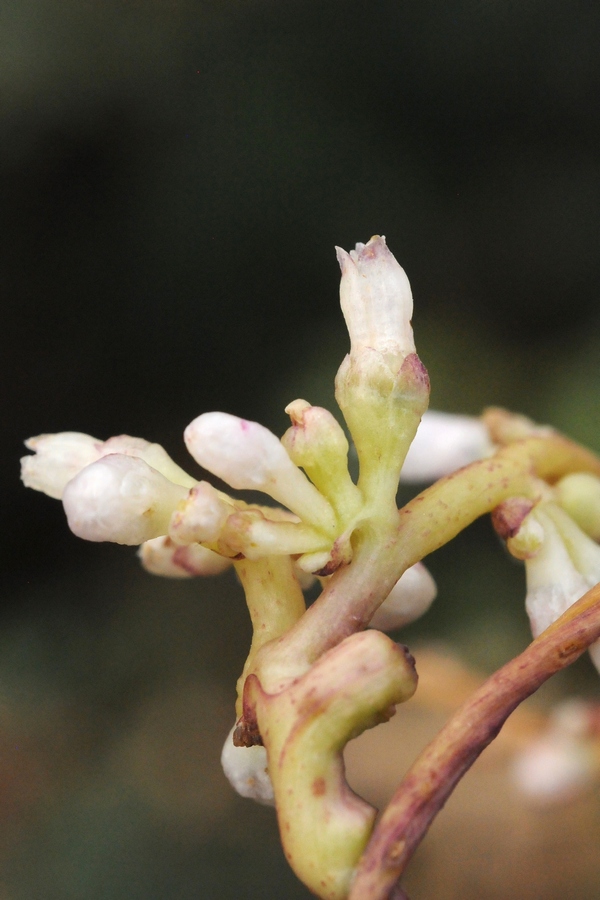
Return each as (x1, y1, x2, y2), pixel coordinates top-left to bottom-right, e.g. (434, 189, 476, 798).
(21, 431, 195, 500)
(555, 472, 600, 542)
(520, 508, 590, 637)
(336, 235, 415, 360)
(333, 236, 430, 506)
(482, 406, 555, 445)
(501, 501, 600, 670)
(369, 562, 437, 631)
(282, 400, 362, 522)
(62, 454, 188, 545)
(220, 724, 274, 805)
(400, 411, 494, 483)
(184, 412, 336, 534)
(139, 535, 232, 577)
(21, 432, 104, 499)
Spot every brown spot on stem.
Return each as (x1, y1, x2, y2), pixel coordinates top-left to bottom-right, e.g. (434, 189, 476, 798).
(312, 776, 326, 796)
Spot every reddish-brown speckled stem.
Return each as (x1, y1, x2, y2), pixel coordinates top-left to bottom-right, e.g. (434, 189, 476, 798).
(348, 581, 600, 900)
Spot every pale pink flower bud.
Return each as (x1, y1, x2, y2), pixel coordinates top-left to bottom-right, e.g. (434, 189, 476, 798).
(138, 536, 232, 577)
(99, 436, 196, 488)
(220, 725, 274, 805)
(62, 454, 188, 545)
(369, 562, 437, 631)
(21, 431, 195, 500)
(184, 412, 336, 533)
(400, 411, 494, 483)
(523, 508, 590, 638)
(334, 236, 430, 506)
(21, 432, 101, 499)
(336, 235, 415, 360)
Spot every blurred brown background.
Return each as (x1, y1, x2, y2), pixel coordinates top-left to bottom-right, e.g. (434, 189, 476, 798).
(3, 1, 600, 897)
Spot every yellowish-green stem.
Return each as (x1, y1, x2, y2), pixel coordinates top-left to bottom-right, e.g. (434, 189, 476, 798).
(254, 433, 600, 692)
(233, 556, 305, 717)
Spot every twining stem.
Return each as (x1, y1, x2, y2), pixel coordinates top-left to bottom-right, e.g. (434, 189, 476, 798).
(258, 434, 600, 681)
(347, 580, 600, 900)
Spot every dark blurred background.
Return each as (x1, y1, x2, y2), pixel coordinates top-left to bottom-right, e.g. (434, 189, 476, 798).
(3, 1, 600, 898)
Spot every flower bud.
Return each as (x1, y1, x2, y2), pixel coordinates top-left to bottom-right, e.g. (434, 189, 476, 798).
(334, 237, 430, 505)
(220, 724, 274, 805)
(522, 509, 590, 637)
(282, 400, 362, 522)
(482, 407, 555, 445)
(400, 411, 494, 482)
(184, 412, 336, 534)
(21, 432, 102, 499)
(336, 236, 414, 360)
(503, 503, 600, 640)
(62, 454, 188, 545)
(100, 435, 196, 488)
(369, 562, 437, 631)
(21, 431, 195, 500)
(555, 473, 600, 542)
(138, 535, 232, 577)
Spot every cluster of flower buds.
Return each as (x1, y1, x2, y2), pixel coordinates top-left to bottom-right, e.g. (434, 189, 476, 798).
(21, 236, 447, 898)
(23, 234, 600, 900)
(21, 238, 450, 607)
(493, 481, 600, 670)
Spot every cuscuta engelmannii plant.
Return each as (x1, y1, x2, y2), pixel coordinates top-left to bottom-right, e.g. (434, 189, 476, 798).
(21, 236, 600, 900)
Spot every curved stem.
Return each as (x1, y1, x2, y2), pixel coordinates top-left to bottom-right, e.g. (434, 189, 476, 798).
(348, 581, 600, 900)
(260, 434, 600, 679)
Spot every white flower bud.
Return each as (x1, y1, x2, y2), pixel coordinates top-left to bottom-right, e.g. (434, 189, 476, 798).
(62, 454, 188, 545)
(21, 431, 195, 500)
(21, 432, 101, 499)
(369, 562, 437, 631)
(507, 503, 600, 637)
(138, 535, 232, 577)
(184, 412, 336, 534)
(336, 235, 415, 360)
(523, 509, 589, 637)
(220, 725, 274, 805)
(400, 411, 494, 483)
(334, 236, 430, 507)
(100, 435, 196, 488)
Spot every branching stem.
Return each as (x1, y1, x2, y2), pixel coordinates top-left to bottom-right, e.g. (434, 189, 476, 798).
(348, 581, 600, 900)
(258, 434, 600, 683)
